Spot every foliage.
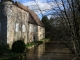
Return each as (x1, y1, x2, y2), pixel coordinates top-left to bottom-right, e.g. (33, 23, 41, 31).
(48, 17, 71, 40)
(26, 39, 49, 48)
(40, 0, 80, 54)
(12, 40, 25, 53)
(35, 41, 43, 44)
(26, 42, 37, 48)
(41, 16, 51, 38)
(0, 43, 9, 55)
(40, 38, 50, 42)
(26, 41, 43, 48)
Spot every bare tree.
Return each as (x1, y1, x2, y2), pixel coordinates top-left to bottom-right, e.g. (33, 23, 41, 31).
(18, 0, 80, 55)
(40, 0, 80, 54)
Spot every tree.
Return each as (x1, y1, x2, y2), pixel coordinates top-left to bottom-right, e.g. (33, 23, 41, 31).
(26, 0, 80, 55)
(41, 16, 51, 38)
(46, 0, 80, 54)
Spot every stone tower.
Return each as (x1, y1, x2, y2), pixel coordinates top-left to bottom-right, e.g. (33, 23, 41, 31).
(0, 0, 13, 45)
(0, 0, 28, 47)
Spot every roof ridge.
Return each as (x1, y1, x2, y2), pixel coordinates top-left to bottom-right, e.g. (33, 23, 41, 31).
(14, 2, 44, 27)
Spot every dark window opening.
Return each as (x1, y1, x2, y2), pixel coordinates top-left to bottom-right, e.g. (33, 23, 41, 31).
(34, 36, 36, 41)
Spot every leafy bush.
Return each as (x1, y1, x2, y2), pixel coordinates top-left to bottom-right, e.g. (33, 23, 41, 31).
(0, 43, 3, 55)
(12, 40, 25, 53)
(0, 43, 9, 55)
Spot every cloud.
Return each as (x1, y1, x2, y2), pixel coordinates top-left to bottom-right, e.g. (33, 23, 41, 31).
(22, 0, 62, 19)
(23, 1, 53, 10)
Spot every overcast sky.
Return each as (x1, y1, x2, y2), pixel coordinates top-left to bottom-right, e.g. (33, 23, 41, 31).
(14, 0, 62, 19)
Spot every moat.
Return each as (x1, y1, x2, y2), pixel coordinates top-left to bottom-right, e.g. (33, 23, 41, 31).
(26, 41, 79, 60)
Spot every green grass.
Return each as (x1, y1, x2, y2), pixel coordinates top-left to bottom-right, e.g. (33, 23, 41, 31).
(26, 42, 38, 48)
(0, 47, 25, 60)
(40, 38, 50, 42)
(26, 38, 50, 48)
(0, 38, 50, 59)
(0, 51, 21, 60)
(0, 49, 27, 60)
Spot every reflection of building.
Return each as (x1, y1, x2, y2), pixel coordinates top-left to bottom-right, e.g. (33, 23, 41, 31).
(0, 0, 45, 47)
(26, 43, 45, 60)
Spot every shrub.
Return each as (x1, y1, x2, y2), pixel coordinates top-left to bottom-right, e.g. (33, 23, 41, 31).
(0, 43, 9, 55)
(0, 43, 3, 55)
(12, 40, 25, 53)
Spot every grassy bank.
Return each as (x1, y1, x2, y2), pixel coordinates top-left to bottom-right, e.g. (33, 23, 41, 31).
(26, 38, 50, 48)
(40, 38, 50, 42)
(0, 50, 21, 60)
(0, 38, 49, 60)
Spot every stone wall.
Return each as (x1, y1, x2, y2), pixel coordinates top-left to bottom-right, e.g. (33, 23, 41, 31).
(0, 1, 45, 47)
(0, 1, 29, 47)
(0, 3, 7, 44)
(28, 23, 38, 43)
(38, 26, 45, 40)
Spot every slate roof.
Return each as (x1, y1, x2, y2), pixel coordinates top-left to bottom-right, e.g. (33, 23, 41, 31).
(14, 2, 44, 27)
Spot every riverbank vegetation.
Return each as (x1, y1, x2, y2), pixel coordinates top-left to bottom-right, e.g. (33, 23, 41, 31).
(41, 0, 80, 55)
(0, 38, 49, 59)
(26, 38, 49, 48)
(42, 0, 80, 55)
(42, 14, 80, 55)
(0, 40, 26, 60)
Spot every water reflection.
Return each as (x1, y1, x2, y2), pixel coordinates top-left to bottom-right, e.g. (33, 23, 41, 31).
(3, 41, 79, 60)
(26, 41, 77, 60)
(26, 42, 45, 60)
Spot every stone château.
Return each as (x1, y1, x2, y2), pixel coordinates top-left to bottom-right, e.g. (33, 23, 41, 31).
(0, 0, 45, 47)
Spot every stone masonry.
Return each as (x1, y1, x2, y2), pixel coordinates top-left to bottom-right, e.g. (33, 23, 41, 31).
(0, 0, 45, 47)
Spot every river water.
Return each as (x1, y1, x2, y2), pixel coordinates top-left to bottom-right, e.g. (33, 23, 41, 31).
(26, 41, 79, 60)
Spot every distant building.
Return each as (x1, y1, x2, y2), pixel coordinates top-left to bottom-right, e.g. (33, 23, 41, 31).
(0, 0, 45, 47)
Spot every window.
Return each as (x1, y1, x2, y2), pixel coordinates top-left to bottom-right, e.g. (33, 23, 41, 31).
(22, 24, 26, 32)
(15, 23, 19, 32)
(34, 27, 37, 32)
(30, 25, 33, 32)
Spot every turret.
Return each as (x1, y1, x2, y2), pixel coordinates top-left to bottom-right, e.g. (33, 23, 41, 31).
(0, 0, 13, 46)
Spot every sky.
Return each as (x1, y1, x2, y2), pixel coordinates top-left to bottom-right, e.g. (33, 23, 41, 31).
(13, 0, 63, 19)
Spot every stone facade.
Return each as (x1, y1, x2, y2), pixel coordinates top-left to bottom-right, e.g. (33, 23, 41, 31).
(0, 1, 29, 46)
(38, 26, 45, 40)
(0, 0, 45, 47)
(0, 2, 7, 44)
(28, 24, 38, 43)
